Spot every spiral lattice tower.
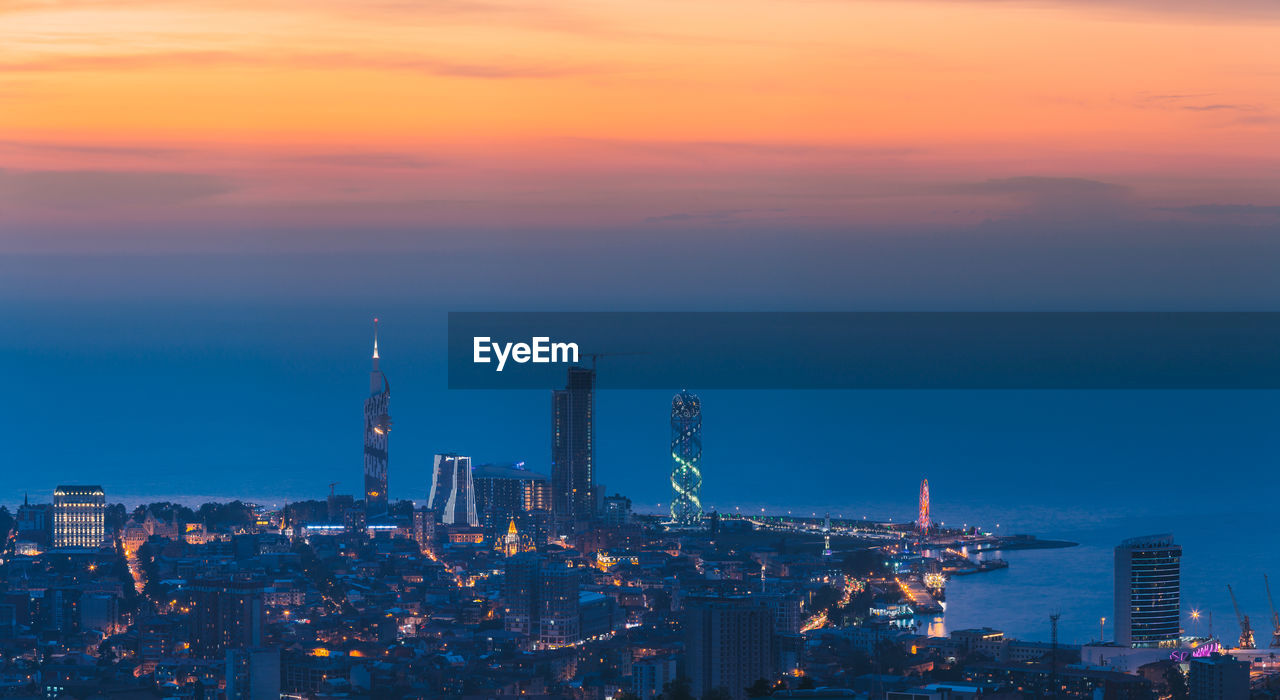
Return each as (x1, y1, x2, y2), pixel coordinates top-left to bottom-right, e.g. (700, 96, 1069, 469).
(670, 391, 703, 526)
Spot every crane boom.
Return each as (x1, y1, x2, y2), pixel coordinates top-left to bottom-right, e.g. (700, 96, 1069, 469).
(1228, 584, 1256, 649)
(582, 351, 647, 370)
(1266, 574, 1280, 648)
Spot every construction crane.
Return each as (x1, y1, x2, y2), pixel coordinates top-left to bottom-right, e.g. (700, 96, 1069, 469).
(1228, 584, 1256, 649)
(328, 482, 339, 498)
(1266, 574, 1280, 648)
(582, 351, 647, 370)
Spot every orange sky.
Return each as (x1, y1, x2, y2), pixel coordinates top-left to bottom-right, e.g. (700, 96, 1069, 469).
(2, 0, 1278, 244)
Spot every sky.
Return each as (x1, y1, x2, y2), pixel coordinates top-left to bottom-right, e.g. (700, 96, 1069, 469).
(1, 0, 1278, 248)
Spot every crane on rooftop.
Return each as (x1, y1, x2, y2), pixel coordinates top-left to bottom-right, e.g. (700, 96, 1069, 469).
(1228, 584, 1256, 649)
(1265, 574, 1280, 648)
(582, 351, 647, 370)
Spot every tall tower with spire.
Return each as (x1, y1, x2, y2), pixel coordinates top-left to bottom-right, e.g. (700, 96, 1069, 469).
(916, 478, 931, 533)
(363, 319, 392, 518)
(823, 512, 832, 557)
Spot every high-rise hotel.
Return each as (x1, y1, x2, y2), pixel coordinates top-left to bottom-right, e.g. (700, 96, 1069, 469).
(363, 319, 392, 517)
(52, 485, 106, 549)
(1114, 534, 1181, 648)
(551, 367, 595, 524)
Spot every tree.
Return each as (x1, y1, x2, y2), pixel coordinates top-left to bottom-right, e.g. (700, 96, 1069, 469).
(1164, 665, 1188, 700)
(797, 677, 816, 690)
(196, 501, 255, 531)
(875, 639, 909, 674)
(841, 549, 887, 577)
(703, 688, 733, 700)
(660, 676, 695, 700)
(809, 585, 840, 613)
(745, 679, 773, 697)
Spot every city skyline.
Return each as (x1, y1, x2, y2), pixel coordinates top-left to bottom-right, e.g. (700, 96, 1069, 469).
(4, 0, 1278, 695)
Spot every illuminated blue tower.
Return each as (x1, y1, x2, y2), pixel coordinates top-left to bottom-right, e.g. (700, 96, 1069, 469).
(670, 391, 703, 526)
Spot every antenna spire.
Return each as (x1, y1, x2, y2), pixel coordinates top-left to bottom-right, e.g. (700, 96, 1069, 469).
(372, 318, 380, 360)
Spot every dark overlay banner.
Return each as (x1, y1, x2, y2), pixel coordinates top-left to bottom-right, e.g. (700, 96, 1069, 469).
(447, 312, 1280, 390)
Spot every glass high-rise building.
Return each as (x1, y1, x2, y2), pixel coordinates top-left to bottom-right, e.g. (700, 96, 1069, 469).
(52, 485, 105, 549)
(1114, 534, 1181, 648)
(428, 453, 478, 527)
(473, 462, 551, 531)
(670, 391, 703, 526)
(363, 320, 392, 517)
(551, 367, 595, 523)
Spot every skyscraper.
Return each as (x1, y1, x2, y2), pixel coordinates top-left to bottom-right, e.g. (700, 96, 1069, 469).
(52, 485, 105, 549)
(190, 578, 265, 657)
(670, 391, 703, 526)
(1114, 534, 1181, 648)
(363, 319, 392, 517)
(503, 554, 541, 637)
(472, 462, 552, 530)
(500, 554, 582, 649)
(538, 564, 581, 648)
(428, 454, 478, 527)
(412, 507, 436, 555)
(551, 366, 595, 523)
(686, 596, 777, 700)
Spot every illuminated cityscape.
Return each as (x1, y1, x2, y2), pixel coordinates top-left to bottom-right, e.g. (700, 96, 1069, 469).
(7, 0, 1280, 693)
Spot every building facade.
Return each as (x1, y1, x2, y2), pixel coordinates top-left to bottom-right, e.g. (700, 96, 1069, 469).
(538, 564, 581, 649)
(1114, 534, 1181, 648)
(412, 507, 436, 554)
(472, 462, 551, 531)
(670, 391, 703, 526)
(428, 453, 478, 527)
(633, 655, 679, 700)
(551, 367, 595, 524)
(189, 578, 265, 658)
(502, 554, 541, 637)
(363, 320, 392, 517)
(51, 485, 105, 549)
(602, 494, 632, 527)
(1188, 653, 1250, 700)
(686, 596, 776, 700)
(501, 555, 584, 649)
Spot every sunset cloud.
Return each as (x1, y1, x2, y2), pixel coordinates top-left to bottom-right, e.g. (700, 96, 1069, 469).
(0, 0, 1275, 245)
